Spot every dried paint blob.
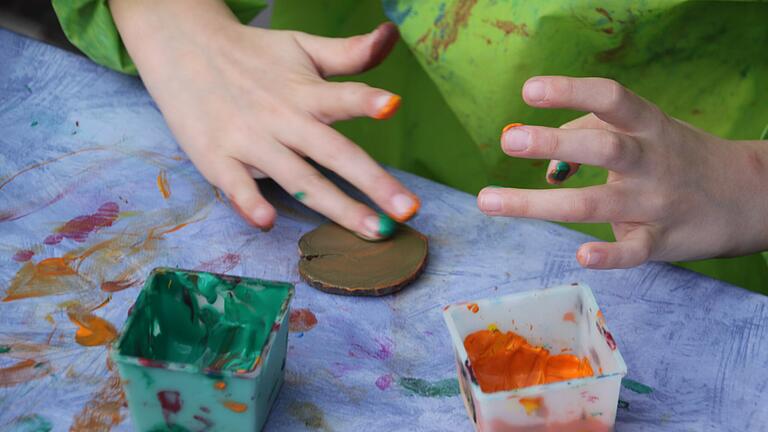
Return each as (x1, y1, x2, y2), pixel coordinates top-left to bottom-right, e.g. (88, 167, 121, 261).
(298, 222, 428, 296)
(463, 329, 594, 393)
(288, 308, 318, 333)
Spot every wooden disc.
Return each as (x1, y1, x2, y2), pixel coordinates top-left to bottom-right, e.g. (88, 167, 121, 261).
(298, 222, 428, 296)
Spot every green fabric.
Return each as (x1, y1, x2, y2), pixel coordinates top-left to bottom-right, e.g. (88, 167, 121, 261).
(273, 0, 768, 294)
(52, 0, 268, 75)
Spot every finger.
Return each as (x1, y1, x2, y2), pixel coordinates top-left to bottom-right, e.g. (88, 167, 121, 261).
(282, 122, 420, 222)
(576, 228, 654, 269)
(205, 157, 276, 230)
(500, 125, 642, 173)
(311, 82, 401, 123)
(242, 144, 398, 240)
(477, 184, 643, 223)
(293, 22, 399, 77)
(522, 76, 662, 131)
(560, 113, 612, 131)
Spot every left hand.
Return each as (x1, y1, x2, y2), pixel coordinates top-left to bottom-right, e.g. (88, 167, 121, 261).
(477, 76, 768, 269)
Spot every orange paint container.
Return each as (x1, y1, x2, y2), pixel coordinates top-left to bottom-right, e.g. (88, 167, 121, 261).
(442, 283, 627, 432)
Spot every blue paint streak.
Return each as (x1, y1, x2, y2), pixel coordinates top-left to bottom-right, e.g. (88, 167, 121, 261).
(434, 3, 446, 25)
(382, 0, 413, 26)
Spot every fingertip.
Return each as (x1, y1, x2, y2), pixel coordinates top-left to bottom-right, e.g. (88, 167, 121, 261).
(229, 197, 276, 232)
(522, 78, 547, 104)
(477, 188, 503, 214)
(390, 193, 420, 222)
(546, 161, 577, 185)
(372, 94, 401, 120)
(576, 244, 605, 268)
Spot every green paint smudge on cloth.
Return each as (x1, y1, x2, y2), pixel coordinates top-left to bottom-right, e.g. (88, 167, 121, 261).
(0, 345, 11, 353)
(622, 378, 654, 394)
(398, 377, 460, 397)
(10, 414, 53, 432)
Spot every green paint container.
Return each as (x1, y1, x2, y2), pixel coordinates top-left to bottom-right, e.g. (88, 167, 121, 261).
(111, 267, 294, 432)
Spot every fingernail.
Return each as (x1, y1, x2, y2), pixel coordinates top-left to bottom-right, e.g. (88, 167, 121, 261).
(549, 161, 571, 183)
(502, 127, 530, 152)
(524, 80, 546, 102)
(252, 206, 274, 231)
(584, 250, 604, 267)
(391, 193, 420, 222)
(480, 191, 502, 212)
(362, 213, 397, 239)
(502, 123, 524, 134)
(373, 94, 401, 120)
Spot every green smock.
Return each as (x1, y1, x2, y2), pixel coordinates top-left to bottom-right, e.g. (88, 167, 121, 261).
(53, 0, 768, 294)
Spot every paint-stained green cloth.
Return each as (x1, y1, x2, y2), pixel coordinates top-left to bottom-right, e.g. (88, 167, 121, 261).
(53, 0, 768, 294)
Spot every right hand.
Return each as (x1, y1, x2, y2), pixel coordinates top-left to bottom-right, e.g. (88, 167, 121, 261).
(110, 0, 419, 239)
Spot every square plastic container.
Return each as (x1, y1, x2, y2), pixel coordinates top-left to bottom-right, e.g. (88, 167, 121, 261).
(443, 283, 626, 432)
(112, 267, 294, 432)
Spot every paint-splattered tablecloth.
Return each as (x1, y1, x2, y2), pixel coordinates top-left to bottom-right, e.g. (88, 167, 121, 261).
(1, 29, 767, 432)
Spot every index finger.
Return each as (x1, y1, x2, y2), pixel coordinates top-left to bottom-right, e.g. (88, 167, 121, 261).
(522, 76, 662, 132)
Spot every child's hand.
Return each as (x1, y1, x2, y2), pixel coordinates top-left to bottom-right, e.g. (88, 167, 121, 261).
(110, 0, 419, 239)
(478, 76, 768, 268)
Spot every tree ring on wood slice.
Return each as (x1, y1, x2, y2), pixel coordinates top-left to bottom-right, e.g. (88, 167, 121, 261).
(297, 222, 428, 296)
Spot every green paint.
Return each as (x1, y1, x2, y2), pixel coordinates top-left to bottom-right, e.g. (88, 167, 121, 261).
(0, 345, 10, 353)
(622, 378, 654, 394)
(11, 414, 52, 432)
(618, 399, 630, 410)
(377, 213, 397, 238)
(30, 120, 38, 127)
(115, 268, 293, 372)
(550, 161, 571, 182)
(397, 377, 460, 398)
(293, 191, 306, 201)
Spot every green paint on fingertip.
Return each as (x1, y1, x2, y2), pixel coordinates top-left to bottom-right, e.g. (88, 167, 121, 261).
(293, 191, 306, 201)
(551, 161, 571, 182)
(398, 377, 460, 398)
(622, 378, 654, 394)
(0, 345, 10, 353)
(377, 213, 397, 238)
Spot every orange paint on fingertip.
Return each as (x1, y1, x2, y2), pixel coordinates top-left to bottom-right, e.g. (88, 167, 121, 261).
(222, 400, 248, 413)
(373, 95, 402, 120)
(502, 123, 524, 134)
(392, 196, 421, 223)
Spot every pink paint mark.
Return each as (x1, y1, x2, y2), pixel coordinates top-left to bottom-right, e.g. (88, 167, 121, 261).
(197, 253, 241, 274)
(44, 202, 120, 245)
(157, 390, 182, 426)
(139, 358, 166, 369)
(349, 337, 393, 361)
(289, 308, 318, 333)
(376, 374, 394, 390)
(581, 391, 599, 403)
(12, 250, 34, 262)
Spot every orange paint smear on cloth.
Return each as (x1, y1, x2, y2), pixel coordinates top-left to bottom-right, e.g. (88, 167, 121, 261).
(464, 329, 594, 393)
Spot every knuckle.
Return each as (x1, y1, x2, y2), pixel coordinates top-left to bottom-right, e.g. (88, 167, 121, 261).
(598, 132, 624, 167)
(536, 129, 560, 157)
(569, 194, 599, 221)
(604, 79, 627, 111)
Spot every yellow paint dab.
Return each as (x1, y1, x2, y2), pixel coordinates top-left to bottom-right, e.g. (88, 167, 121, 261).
(519, 397, 543, 415)
(222, 400, 248, 413)
(487, 323, 498, 332)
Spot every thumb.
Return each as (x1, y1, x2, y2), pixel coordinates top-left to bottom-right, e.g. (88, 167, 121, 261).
(293, 22, 399, 77)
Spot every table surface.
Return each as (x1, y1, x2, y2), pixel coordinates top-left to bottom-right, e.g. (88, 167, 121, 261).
(0, 29, 766, 432)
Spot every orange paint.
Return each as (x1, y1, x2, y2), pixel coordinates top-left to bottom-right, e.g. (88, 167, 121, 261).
(3, 258, 80, 302)
(467, 303, 480, 313)
(0, 359, 51, 388)
(67, 308, 118, 347)
(101, 278, 140, 293)
(157, 169, 171, 199)
(372, 95, 402, 120)
(392, 196, 421, 223)
(562, 312, 576, 323)
(463, 329, 594, 393)
(71, 372, 125, 430)
(502, 123, 524, 134)
(222, 400, 248, 413)
(519, 397, 543, 415)
(214, 381, 227, 390)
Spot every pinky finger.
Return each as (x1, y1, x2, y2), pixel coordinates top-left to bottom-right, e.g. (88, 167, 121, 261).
(576, 228, 654, 269)
(546, 160, 581, 185)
